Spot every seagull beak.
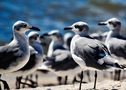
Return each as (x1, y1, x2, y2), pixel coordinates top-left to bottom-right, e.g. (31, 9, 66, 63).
(98, 22, 107, 25)
(64, 26, 73, 30)
(29, 26, 40, 31)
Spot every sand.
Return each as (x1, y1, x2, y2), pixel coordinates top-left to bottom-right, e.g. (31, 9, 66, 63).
(11, 79, 126, 90)
(2, 69, 126, 90)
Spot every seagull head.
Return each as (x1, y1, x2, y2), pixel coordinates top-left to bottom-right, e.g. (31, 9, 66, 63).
(98, 18, 121, 31)
(13, 20, 40, 34)
(64, 21, 89, 35)
(43, 30, 62, 40)
(28, 31, 40, 43)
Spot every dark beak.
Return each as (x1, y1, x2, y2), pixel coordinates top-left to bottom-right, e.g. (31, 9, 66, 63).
(29, 26, 40, 31)
(64, 26, 73, 30)
(98, 22, 107, 25)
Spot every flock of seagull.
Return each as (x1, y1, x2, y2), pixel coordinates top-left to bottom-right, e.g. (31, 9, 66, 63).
(0, 17, 126, 90)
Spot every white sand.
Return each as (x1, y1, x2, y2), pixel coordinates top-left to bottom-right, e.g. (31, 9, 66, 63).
(12, 79, 126, 90)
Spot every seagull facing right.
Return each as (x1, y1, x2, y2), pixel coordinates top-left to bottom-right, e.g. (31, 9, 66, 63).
(98, 18, 126, 60)
(13, 31, 43, 89)
(0, 21, 40, 89)
(12, 31, 43, 76)
(64, 21, 124, 90)
(0, 21, 40, 74)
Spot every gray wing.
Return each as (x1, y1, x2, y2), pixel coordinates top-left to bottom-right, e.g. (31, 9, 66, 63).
(74, 38, 111, 69)
(52, 49, 70, 61)
(0, 45, 23, 69)
(109, 38, 126, 59)
(47, 49, 78, 71)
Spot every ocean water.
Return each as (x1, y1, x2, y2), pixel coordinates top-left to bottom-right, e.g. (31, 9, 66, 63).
(0, 0, 126, 42)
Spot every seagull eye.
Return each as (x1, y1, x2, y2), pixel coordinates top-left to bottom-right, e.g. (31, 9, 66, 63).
(75, 25, 79, 28)
(108, 21, 112, 24)
(23, 24, 27, 28)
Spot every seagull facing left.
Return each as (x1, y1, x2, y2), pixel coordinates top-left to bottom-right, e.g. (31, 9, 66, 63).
(64, 21, 124, 90)
(0, 20, 40, 74)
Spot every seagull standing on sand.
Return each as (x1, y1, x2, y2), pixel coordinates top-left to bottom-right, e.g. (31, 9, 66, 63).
(98, 18, 126, 81)
(11, 31, 43, 89)
(42, 30, 81, 84)
(98, 18, 126, 60)
(64, 21, 124, 90)
(0, 21, 40, 89)
(0, 21, 40, 73)
(12, 31, 43, 76)
(43, 49, 81, 84)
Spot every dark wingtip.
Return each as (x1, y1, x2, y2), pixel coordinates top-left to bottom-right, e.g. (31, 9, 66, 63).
(120, 64, 126, 69)
(115, 63, 126, 69)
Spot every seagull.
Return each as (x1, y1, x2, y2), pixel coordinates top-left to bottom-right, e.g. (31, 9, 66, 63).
(7, 31, 43, 89)
(98, 18, 126, 81)
(41, 30, 81, 84)
(45, 30, 65, 57)
(10, 31, 43, 75)
(64, 21, 124, 90)
(40, 33, 51, 55)
(0, 21, 40, 89)
(0, 21, 40, 73)
(43, 49, 81, 84)
(98, 18, 126, 60)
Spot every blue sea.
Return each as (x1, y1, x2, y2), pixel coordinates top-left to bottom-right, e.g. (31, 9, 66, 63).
(0, 0, 126, 42)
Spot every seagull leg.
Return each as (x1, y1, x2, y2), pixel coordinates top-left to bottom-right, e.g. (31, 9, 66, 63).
(57, 76, 62, 85)
(16, 77, 19, 89)
(72, 77, 76, 84)
(110, 71, 113, 80)
(114, 70, 121, 81)
(29, 74, 33, 79)
(0, 74, 10, 90)
(64, 76, 68, 85)
(117, 70, 121, 81)
(86, 70, 91, 82)
(16, 76, 22, 89)
(79, 71, 83, 90)
(22, 76, 29, 88)
(73, 76, 87, 84)
(35, 74, 38, 87)
(114, 70, 117, 80)
(93, 70, 97, 89)
(0, 75, 1, 90)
